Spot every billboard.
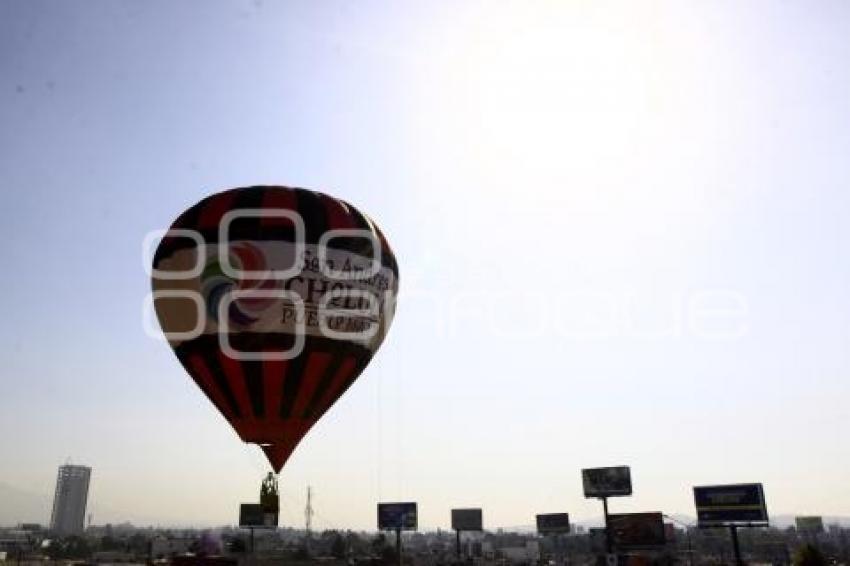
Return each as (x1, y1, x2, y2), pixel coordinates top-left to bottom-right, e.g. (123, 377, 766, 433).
(239, 504, 263, 526)
(693, 484, 768, 526)
(536, 513, 570, 535)
(452, 508, 483, 531)
(795, 516, 824, 533)
(377, 502, 418, 531)
(582, 466, 632, 497)
(608, 513, 666, 549)
(239, 503, 277, 528)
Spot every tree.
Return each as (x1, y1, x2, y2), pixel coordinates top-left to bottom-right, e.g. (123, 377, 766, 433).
(371, 534, 399, 564)
(380, 543, 398, 565)
(346, 531, 366, 556)
(228, 537, 247, 553)
(127, 533, 150, 556)
(331, 533, 347, 559)
(293, 543, 310, 561)
(100, 534, 121, 551)
(371, 533, 388, 556)
(793, 543, 827, 566)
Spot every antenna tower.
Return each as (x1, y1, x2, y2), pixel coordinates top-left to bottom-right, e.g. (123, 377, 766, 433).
(305, 486, 314, 536)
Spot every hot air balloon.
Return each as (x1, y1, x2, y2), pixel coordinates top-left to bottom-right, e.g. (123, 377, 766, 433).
(151, 186, 398, 473)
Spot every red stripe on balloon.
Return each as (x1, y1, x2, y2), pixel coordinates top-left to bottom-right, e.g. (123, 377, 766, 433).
(217, 349, 255, 421)
(313, 356, 358, 420)
(319, 194, 357, 230)
(261, 189, 297, 227)
(198, 191, 238, 231)
(263, 357, 287, 421)
(187, 353, 235, 420)
(290, 351, 332, 420)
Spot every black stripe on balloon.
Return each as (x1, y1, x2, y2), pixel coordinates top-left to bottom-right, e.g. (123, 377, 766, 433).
(176, 352, 231, 418)
(313, 353, 372, 422)
(302, 350, 347, 420)
(321, 197, 371, 257)
(171, 328, 379, 421)
(243, 361, 265, 418)
(175, 193, 213, 230)
(173, 338, 241, 418)
(374, 224, 399, 278)
(153, 189, 398, 271)
(222, 333, 296, 418)
(295, 188, 328, 243)
(156, 226, 299, 256)
(152, 197, 205, 268)
(205, 354, 243, 419)
(278, 341, 308, 419)
(344, 203, 377, 260)
(202, 333, 369, 359)
(226, 186, 267, 241)
(387, 250, 398, 279)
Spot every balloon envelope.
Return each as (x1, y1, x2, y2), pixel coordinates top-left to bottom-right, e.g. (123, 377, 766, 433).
(152, 186, 399, 472)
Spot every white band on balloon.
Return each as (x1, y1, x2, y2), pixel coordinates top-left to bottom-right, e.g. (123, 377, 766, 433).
(317, 289, 381, 342)
(217, 289, 306, 361)
(143, 289, 206, 341)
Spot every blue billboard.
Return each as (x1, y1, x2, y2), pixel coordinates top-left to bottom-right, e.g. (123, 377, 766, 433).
(378, 502, 418, 531)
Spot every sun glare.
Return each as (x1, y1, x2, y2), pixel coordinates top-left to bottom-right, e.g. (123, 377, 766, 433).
(435, 4, 709, 217)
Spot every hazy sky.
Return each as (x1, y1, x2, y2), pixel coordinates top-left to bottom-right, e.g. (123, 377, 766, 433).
(1, 0, 849, 530)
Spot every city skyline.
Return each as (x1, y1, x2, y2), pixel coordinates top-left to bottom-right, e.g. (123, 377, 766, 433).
(2, 0, 849, 531)
(6, 471, 850, 532)
(3, 460, 849, 531)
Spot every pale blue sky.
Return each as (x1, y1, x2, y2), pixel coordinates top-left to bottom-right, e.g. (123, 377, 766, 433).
(1, 1, 848, 530)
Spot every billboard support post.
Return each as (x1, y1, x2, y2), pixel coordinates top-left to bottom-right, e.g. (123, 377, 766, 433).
(556, 534, 568, 565)
(730, 525, 743, 566)
(536, 513, 571, 562)
(239, 500, 276, 558)
(581, 466, 632, 560)
(687, 528, 693, 566)
(451, 508, 483, 559)
(376, 501, 417, 566)
(693, 483, 768, 566)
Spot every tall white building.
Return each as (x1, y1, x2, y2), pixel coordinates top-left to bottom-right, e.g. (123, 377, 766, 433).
(50, 464, 91, 536)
